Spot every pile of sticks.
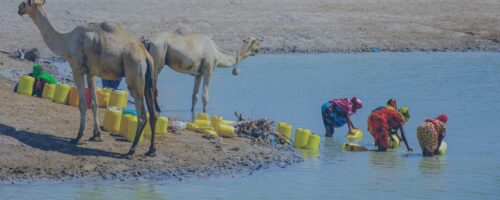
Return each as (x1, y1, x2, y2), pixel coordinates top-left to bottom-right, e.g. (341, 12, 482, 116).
(233, 112, 291, 145)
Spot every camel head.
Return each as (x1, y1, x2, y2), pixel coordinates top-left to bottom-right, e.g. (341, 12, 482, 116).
(240, 37, 261, 57)
(18, 0, 45, 16)
(232, 37, 261, 76)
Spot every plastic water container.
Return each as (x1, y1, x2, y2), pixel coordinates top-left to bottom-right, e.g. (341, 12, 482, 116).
(17, 75, 35, 96)
(103, 107, 122, 132)
(343, 143, 368, 151)
(277, 122, 292, 142)
(346, 128, 363, 139)
(109, 90, 128, 110)
(96, 88, 110, 108)
(438, 141, 447, 155)
(203, 130, 219, 139)
(156, 116, 169, 135)
(42, 83, 56, 99)
(144, 114, 169, 137)
(53, 83, 70, 104)
(125, 115, 144, 143)
(218, 124, 235, 138)
(67, 86, 79, 107)
(387, 134, 401, 148)
(194, 119, 211, 128)
(200, 126, 215, 133)
(186, 122, 199, 131)
(221, 120, 236, 125)
(306, 134, 321, 150)
(119, 114, 134, 136)
(294, 128, 311, 149)
(197, 113, 209, 120)
(210, 116, 223, 131)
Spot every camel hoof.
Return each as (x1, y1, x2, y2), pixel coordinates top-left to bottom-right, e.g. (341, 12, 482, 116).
(123, 151, 136, 159)
(89, 136, 103, 142)
(145, 150, 157, 157)
(71, 138, 85, 145)
(122, 154, 134, 159)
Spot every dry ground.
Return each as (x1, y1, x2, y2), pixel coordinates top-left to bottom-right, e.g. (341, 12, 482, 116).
(0, 0, 499, 56)
(0, 77, 300, 183)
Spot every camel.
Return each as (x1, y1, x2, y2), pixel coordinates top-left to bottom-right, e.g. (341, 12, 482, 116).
(18, 0, 160, 157)
(145, 27, 261, 113)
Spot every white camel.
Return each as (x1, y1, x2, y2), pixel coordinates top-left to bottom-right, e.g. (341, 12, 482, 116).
(18, 0, 160, 157)
(146, 27, 261, 113)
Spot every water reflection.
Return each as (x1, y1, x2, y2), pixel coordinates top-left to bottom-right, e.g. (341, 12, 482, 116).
(419, 156, 447, 176)
(369, 149, 401, 169)
(298, 148, 320, 160)
(76, 182, 167, 200)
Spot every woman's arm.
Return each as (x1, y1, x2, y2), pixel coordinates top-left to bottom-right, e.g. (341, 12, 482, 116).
(436, 128, 446, 154)
(346, 115, 356, 132)
(399, 124, 413, 152)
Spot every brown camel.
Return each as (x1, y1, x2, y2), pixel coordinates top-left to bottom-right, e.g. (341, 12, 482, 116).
(146, 27, 261, 113)
(18, 0, 160, 157)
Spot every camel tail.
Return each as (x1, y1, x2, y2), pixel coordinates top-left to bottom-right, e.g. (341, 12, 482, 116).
(145, 57, 161, 113)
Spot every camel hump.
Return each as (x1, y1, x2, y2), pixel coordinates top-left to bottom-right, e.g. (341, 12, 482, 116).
(174, 27, 194, 36)
(99, 22, 122, 33)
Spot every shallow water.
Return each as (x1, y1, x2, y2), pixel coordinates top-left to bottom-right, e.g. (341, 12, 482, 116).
(2, 52, 500, 199)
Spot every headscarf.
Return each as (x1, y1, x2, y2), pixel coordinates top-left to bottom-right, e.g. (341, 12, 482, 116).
(31, 64, 43, 79)
(398, 106, 410, 122)
(351, 96, 362, 113)
(437, 114, 448, 123)
(32, 64, 57, 84)
(330, 98, 353, 115)
(386, 98, 397, 110)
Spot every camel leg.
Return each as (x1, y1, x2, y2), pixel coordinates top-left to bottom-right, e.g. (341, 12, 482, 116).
(71, 72, 87, 145)
(191, 75, 202, 112)
(202, 73, 212, 113)
(145, 88, 157, 157)
(87, 75, 102, 142)
(126, 97, 147, 157)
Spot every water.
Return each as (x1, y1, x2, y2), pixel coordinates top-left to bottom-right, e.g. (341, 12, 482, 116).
(2, 52, 499, 199)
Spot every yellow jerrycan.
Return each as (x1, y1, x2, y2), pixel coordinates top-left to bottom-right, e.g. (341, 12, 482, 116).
(52, 83, 71, 104)
(103, 106, 122, 132)
(17, 75, 35, 96)
(294, 128, 311, 149)
(277, 122, 292, 142)
(42, 83, 56, 99)
(306, 134, 321, 151)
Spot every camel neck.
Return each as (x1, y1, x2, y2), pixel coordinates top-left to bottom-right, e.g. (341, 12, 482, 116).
(215, 47, 237, 68)
(31, 7, 68, 56)
(216, 44, 248, 68)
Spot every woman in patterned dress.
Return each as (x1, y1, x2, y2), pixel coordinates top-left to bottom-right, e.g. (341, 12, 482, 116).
(368, 108, 413, 152)
(321, 97, 363, 137)
(417, 114, 448, 157)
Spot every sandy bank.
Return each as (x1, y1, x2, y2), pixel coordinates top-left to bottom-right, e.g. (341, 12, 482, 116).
(1, 0, 499, 57)
(0, 76, 301, 183)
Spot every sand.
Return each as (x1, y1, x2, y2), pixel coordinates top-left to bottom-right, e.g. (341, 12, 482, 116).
(0, 77, 301, 183)
(1, 0, 499, 56)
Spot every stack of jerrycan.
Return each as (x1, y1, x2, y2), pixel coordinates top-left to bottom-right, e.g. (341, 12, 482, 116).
(194, 113, 217, 138)
(211, 115, 235, 138)
(293, 128, 321, 151)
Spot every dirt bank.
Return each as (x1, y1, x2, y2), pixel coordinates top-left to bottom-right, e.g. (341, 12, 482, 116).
(0, 76, 301, 183)
(1, 0, 499, 56)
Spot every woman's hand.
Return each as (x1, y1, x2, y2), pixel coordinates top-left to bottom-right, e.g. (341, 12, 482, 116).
(407, 147, 413, 152)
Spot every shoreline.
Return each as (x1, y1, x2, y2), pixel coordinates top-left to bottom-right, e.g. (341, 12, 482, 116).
(0, 75, 302, 184)
(1, 47, 498, 85)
